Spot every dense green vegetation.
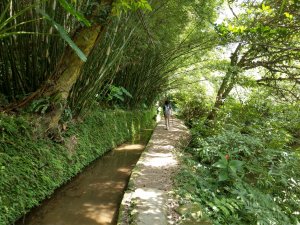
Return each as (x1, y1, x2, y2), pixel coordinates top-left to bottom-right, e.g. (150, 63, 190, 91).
(0, 109, 155, 224)
(170, 1, 300, 224)
(0, 0, 300, 224)
(175, 92, 300, 224)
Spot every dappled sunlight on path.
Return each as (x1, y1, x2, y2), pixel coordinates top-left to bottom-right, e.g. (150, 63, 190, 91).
(118, 118, 190, 225)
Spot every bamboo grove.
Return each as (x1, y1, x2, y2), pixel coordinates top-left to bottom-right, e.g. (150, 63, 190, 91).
(0, 0, 219, 125)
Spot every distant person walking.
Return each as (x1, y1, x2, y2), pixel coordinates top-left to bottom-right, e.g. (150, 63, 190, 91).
(163, 100, 172, 130)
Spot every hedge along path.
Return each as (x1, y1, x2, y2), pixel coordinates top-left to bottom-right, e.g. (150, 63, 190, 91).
(118, 118, 190, 225)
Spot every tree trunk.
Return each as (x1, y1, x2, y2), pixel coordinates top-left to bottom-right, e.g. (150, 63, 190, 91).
(205, 44, 242, 125)
(42, 1, 114, 139)
(206, 71, 236, 122)
(44, 24, 102, 131)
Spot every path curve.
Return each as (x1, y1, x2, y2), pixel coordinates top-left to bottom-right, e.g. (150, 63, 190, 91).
(118, 118, 190, 225)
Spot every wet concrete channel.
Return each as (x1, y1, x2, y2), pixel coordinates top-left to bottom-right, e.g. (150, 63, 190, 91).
(17, 129, 153, 225)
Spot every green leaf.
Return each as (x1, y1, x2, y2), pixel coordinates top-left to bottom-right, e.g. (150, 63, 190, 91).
(57, 0, 91, 26)
(262, 3, 271, 11)
(120, 87, 133, 98)
(113, 94, 124, 101)
(0, 2, 10, 25)
(1, 18, 44, 34)
(213, 158, 228, 169)
(218, 170, 229, 181)
(0, 1, 46, 32)
(229, 160, 243, 171)
(36, 9, 87, 62)
(218, 205, 230, 216)
(284, 12, 293, 19)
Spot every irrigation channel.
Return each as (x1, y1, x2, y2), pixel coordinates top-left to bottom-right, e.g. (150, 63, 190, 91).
(17, 129, 153, 225)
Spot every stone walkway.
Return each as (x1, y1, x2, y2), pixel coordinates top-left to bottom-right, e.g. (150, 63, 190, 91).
(117, 118, 190, 225)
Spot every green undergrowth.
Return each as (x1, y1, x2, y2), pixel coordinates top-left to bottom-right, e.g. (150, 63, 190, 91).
(174, 100, 300, 225)
(0, 109, 155, 225)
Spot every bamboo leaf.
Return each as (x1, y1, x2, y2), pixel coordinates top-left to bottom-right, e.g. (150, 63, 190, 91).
(114, 94, 124, 101)
(0, 0, 47, 31)
(36, 9, 87, 62)
(120, 87, 133, 98)
(57, 0, 91, 26)
(1, 18, 43, 33)
(0, 1, 10, 24)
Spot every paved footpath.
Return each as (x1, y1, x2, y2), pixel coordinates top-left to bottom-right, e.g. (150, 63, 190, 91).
(118, 118, 190, 225)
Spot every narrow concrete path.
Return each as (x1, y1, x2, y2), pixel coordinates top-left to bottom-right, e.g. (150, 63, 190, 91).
(118, 118, 190, 225)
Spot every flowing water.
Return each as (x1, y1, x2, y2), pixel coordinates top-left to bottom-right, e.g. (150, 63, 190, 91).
(17, 129, 153, 225)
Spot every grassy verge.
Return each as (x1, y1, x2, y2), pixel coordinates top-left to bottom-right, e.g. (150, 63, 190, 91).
(0, 109, 155, 225)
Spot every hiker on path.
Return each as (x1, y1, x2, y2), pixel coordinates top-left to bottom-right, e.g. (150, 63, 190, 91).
(163, 100, 172, 130)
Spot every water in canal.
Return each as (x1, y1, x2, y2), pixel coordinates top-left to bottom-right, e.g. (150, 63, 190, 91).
(17, 129, 153, 225)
